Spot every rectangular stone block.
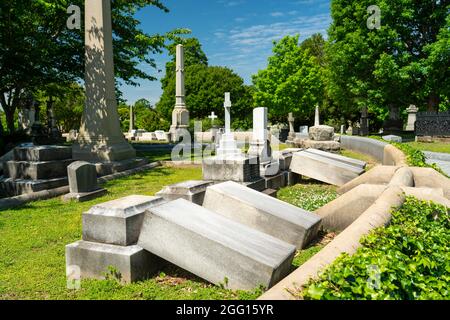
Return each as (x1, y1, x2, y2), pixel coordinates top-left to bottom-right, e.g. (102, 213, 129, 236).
(203, 181, 322, 249)
(304, 149, 367, 170)
(0, 177, 68, 197)
(202, 156, 260, 182)
(14, 146, 72, 162)
(138, 199, 296, 290)
(156, 180, 214, 206)
(264, 172, 286, 190)
(290, 151, 365, 187)
(66, 241, 162, 283)
(4, 159, 73, 180)
(83, 195, 166, 246)
(242, 178, 266, 192)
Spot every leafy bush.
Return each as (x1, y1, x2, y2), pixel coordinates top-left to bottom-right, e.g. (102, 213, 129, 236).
(303, 197, 450, 300)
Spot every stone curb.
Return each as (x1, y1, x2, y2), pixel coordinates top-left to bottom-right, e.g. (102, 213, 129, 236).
(0, 162, 162, 211)
(258, 186, 406, 300)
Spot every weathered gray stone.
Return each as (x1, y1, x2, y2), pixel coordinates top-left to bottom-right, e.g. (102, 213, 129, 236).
(203, 181, 321, 249)
(66, 241, 162, 283)
(0, 177, 68, 197)
(138, 199, 296, 290)
(305, 149, 367, 170)
(382, 135, 402, 143)
(68, 161, 98, 193)
(340, 135, 387, 163)
(156, 180, 213, 205)
(309, 125, 334, 141)
(290, 151, 365, 186)
(4, 159, 74, 180)
(14, 145, 72, 162)
(83, 195, 166, 246)
(297, 140, 341, 153)
(202, 155, 260, 182)
(264, 172, 286, 190)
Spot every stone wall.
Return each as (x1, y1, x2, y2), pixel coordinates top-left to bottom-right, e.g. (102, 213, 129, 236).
(340, 136, 387, 162)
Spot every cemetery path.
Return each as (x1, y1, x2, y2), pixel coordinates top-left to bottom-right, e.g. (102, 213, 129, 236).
(424, 151, 450, 176)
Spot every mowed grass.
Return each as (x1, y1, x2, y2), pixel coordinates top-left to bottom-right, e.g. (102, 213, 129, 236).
(0, 161, 339, 300)
(405, 142, 450, 154)
(340, 149, 379, 171)
(0, 166, 267, 300)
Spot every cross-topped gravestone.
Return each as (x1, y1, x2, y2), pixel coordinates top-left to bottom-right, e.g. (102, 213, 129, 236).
(208, 112, 218, 127)
(224, 92, 232, 134)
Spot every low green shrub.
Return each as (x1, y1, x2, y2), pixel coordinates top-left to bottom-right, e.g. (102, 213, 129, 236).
(302, 197, 450, 300)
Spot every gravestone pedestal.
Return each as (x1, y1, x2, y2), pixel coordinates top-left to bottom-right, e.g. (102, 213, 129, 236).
(405, 105, 418, 132)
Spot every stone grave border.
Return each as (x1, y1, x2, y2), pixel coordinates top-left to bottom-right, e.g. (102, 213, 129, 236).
(259, 137, 449, 300)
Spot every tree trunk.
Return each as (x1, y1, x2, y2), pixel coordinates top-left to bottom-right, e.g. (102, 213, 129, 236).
(427, 94, 440, 112)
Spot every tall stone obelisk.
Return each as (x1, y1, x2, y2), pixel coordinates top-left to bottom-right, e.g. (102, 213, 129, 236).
(73, 0, 136, 162)
(170, 44, 190, 143)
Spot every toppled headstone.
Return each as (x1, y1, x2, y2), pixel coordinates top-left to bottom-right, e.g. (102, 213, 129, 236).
(83, 195, 166, 246)
(203, 181, 321, 249)
(290, 150, 365, 187)
(156, 180, 214, 206)
(63, 161, 106, 202)
(305, 149, 366, 170)
(138, 199, 296, 290)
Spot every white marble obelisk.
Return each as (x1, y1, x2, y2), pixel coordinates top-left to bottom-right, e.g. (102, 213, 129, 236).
(170, 44, 190, 142)
(73, 0, 135, 162)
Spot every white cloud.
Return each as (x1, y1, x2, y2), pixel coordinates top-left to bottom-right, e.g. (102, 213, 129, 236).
(270, 12, 285, 17)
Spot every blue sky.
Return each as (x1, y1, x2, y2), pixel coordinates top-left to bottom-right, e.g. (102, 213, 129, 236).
(122, 0, 331, 105)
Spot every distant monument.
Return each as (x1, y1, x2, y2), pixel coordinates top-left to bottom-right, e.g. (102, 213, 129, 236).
(314, 105, 320, 127)
(73, 0, 136, 162)
(170, 44, 190, 143)
(405, 104, 419, 132)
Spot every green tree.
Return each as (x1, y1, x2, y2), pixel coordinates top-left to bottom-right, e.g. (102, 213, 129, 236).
(0, 0, 187, 134)
(327, 0, 449, 124)
(252, 35, 325, 123)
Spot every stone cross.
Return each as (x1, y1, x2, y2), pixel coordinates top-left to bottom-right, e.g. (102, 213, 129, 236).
(74, 0, 135, 161)
(288, 113, 295, 134)
(224, 92, 232, 134)
(314, 105, 320, 127)
(208, 112, 218, 127)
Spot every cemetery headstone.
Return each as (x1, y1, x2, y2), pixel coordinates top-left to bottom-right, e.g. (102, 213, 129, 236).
(63, 161, 107, 202)
(405, 104, 419, 132)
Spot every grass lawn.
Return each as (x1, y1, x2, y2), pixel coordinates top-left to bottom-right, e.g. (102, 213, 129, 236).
(0, 156, 337, 300)
(405, 142, 450, 154)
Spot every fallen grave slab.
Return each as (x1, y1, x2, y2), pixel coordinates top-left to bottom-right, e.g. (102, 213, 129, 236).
(138, 199, 296, 291)
(304, 149, 367, 170)
(290, 151, 365, 186)
(203, 181, 321, 249)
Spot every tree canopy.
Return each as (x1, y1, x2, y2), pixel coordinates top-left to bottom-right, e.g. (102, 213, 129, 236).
(0, 0, 187, 133)
(252, 34, 325, 123)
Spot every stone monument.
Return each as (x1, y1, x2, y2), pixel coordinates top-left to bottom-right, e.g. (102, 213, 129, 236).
(248, 107, 280, 176)
(405, 104, 418, 132)
(169, 44, 190, 143)
(129, 105, 135, 133)
(360, 106, 369, 136)
(202, 93, 260, 183)
(73, 0, 136, 162)
(287, 113, 296, 141)
(314, 105, 320, 127)
(63, 161, 107, 202)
